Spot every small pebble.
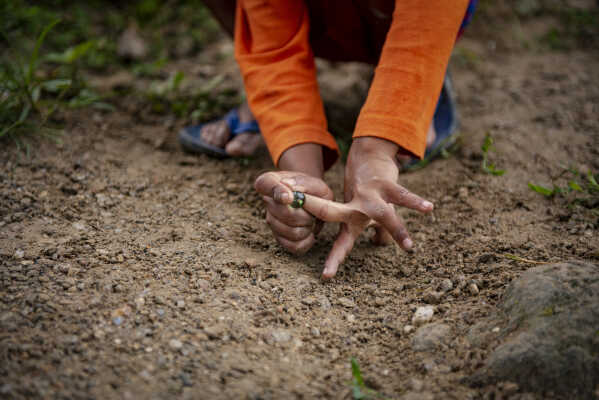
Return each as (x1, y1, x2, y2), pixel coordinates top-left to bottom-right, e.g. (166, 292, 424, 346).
(176, 300, 186, 309)
(270, 329, 292, 343)
(169, 339, 183, 350)
(423, 290, 443, 305)
(439, 279, 453, 292)
(403, 325, 415, 334)
(338, 297, 355, 308)
(204, 325, 225, 340)
(409, 377, 424, 392)
(310, 327, 320, 337)
(374, 297, 387, 307)
(412, 306, 435, 326)
(492, 327, 500, 333)
(113, 316, 123, 326)
(14, 249, 24, 259)
(468, 283, 480, 295)
(135, 297, 145, 308)
(72, 222, 86, 231)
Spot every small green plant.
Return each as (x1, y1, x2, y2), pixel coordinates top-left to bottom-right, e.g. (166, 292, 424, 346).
(1, 20, 64, 151)
(529, 168, 599, 197)
(1, 19, 111, 152)
(350, 358, 386, 400)
(529, 166, 599, 215)
(481, 134, 505, 176)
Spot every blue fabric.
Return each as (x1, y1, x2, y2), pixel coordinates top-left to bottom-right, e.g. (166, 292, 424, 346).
(224, 109, 261, 137)
(459, 0, 478, 36)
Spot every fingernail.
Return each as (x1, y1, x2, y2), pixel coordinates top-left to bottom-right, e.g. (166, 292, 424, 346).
(422, 201, 434, 210)
(280, 191, 291, 203)
(402, 238, 413, 249)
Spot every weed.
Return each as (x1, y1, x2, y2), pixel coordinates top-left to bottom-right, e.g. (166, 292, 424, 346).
(528, 166, 599, 213)
(481, 134, 505, 176)
(1, 19, 110, 152)
(502, 253, 546, 265)
(350, 358, 386, 400)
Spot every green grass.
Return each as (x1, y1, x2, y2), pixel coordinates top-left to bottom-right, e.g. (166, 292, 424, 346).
(350, 358, 386, 400)
(529, 166, 599, 216)
(0, 19, 110, 152)
(481, 134, 505, 176)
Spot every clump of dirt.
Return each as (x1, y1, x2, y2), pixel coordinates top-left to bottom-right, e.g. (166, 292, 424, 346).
(1, 4, 598, 400)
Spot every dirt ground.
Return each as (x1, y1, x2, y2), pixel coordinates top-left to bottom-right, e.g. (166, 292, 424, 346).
(1, 5, 599, 400)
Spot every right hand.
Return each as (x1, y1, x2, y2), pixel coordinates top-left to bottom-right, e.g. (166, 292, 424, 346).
(254, 171, 334, 255)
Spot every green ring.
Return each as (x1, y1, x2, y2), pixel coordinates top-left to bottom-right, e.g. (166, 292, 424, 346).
(290, 191, 305, 209)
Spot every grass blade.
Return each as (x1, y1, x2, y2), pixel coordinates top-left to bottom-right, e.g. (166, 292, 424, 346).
(528, 183, 555, 197)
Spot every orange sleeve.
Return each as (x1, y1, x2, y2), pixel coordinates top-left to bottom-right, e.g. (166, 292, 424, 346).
(353, 0, 469, 159)
(234, 0, 339, 170)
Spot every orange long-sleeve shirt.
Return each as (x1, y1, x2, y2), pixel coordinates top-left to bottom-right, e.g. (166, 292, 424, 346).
(235, 0, 469, 170)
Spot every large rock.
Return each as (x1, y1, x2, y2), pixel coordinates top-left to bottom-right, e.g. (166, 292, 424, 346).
(470, 261, 599, 399)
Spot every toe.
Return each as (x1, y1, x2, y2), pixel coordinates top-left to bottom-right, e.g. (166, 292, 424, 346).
(201, 120, 230, 148)
(225, 133, 264, 157)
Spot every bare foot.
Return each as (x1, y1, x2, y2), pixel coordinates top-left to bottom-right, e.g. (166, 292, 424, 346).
(201, 101, 264, 157)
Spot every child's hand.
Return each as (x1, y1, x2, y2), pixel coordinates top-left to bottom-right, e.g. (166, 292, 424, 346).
(254, 171, 333, 255)
(319, 137, 434, 279)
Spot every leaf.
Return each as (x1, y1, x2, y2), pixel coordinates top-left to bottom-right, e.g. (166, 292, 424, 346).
(568, 180, 583, 192)
(481, 134, 494, 154)
(171, 71, 184, 91)
(482, 159, 505, 176)
(351, 358, 365, 388)
(528, 182, 555, 197)
(41, 79, 72, 92)
(587, 172, 599, 192)
(46, 41, 95, 65)
(27, 19, 61, 84)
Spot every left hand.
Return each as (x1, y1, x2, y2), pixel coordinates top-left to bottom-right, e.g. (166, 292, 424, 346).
(300, 137, 434, 279)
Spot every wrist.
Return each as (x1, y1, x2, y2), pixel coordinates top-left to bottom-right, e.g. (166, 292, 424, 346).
(278, 143, 325, 179)
(352, 137, 399, 159)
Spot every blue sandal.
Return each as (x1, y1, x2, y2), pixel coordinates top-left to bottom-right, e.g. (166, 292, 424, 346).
(405, 74, 459, 169)
(179, 108, 260, 158)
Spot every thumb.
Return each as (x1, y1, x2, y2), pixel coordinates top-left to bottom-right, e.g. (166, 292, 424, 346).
(254, 172, 293, 205)
(322, 224, 357, 279)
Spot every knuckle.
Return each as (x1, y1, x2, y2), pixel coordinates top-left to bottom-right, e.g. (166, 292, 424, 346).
(317, 203, 330, 220)
(397, 187, 410, 199)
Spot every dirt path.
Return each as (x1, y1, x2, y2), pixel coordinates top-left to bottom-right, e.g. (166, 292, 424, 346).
(1, 11, 598, 400)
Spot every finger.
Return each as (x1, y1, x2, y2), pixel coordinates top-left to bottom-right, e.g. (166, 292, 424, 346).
(322, 224, 357, 279)
(280, 175, 333, 200)
(381, 181, 434, 213)
(266, 212, 312, 241)
(276, 233, 315, 255)
(263, 196, 313, 227)
(314, 219, 325, 236)
(302, 194, 356, 223)
(255, 172, 294, 205)
(366, 202, 413, 251)
(372, 225, 393, 246)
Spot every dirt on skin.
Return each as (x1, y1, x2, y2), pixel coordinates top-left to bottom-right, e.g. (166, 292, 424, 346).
(1, 7, 599, 400)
